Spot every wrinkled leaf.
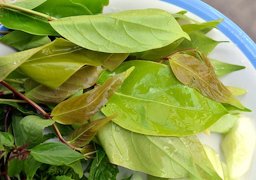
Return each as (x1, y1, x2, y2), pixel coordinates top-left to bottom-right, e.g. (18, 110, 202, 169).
(19, 115, 54, 145)
(0, 4, 58, 35)
(102, 61, 227, 136)
(52, 68, 133, 124)
(222, 116, 256, 179)
(35, 0, 109, 18)
(132, 38, 184, 61)
(68, 116, 113, 148)
(98, 122, 221, 179)
(179, 32, 221, 55)
(89, 147, 119, 180)
(50, 9, 189, 53)
(0, 131, 14, 149)
(181, 20, 222, 33)
(210, 114, 239, 134)
(0, 30, 51, 51)
(25, 66, 102, 104)
(211, 60, 245, 77)
(30, 142, 84, 166)
(169, 52, 245, 109)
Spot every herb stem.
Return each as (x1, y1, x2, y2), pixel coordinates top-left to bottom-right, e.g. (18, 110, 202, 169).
(4, 107, 12, 132)
(0, 81, 75, 149)
(0, 98, 27, 103)
(0, 3, 57, 21)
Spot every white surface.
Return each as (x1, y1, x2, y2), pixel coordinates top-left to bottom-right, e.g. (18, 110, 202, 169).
(0, 0, 255, 179)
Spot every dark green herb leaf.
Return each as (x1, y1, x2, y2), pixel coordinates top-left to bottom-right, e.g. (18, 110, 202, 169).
(181, 20, 222, 33)
(55, 176, 74, 180)
(50, 9, 189, 53)
(102, 61, 227, 136)
(25, 66, 102, 104)
(0, 30, 51, 51)
(88, 147, 119, 180)
(67, 161, 84, 179)
(52, 68, 133, 124)
(8, 158, 24, 177)
(98, 122, 221, 179)
(169, 52, 245, 109)
(12, 114, 26, 146)
(19, 115, 54, 145)
(0, 5, 58, 35)
(68, 116, 113, 148)
(0, 131, 14, 149)
(23, 156, 42, 180)
(35, 0, 109, 18)
(30, 142, 84, 166)
(211, 60, 245, 77)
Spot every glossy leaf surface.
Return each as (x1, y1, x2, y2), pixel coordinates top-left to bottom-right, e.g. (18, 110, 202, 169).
(50, 9, 189, 53)
(52, 69, 132, 124)
(25, 66, 102, 103)
(211, 60, 245, 77)
(102, 61, 227, 136)
(98, 122, 221, 179)
(0, 5, 58, 35)
(0, 30, 51, 51)
(68, 116, 112, 148)
(35, 0, 109, 17)
(30, 142, 84, 166)
(169, 53, 244, 109)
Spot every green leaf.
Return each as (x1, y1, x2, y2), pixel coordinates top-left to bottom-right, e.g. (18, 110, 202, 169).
(181, 20, 222, 33)
(211, 60, 245, 77)
(221, 116, 256, 179)
(132, 38, 184, 61)
(50, 9, 189, 53)
(12, 114, 26, 146)
(210, 114, 238, 134)
(0, 38, 127, 88)
(34, 0, 109, 18)
(98, 122, 221, 179)
(25, 66, 102, 104)
(52, 68, 133, 124)
(55, 176, 74, 180)
(0, 131, 14, 149)
(102, 61, 227, 136)
(0, 30, 51, 51)
(227, 86, 247, 96)
(67, 161, 84, 178)
(68, 116, 113, 148)
(179, 32, 220, 55)
(30, 142, 84, 166)
(14, 0, 46, 9)
(23, 156, 42, 180)
(169, 52, 245, 110)
(8, 158, 24, 177)
(0, 5, 58, 35)
(88, 147, 119, 180)
(19, 115, 54, 145)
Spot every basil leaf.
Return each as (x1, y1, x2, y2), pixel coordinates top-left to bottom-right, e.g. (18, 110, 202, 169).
(0, 6, 58, 36)
(227, 86, 247, 96)
(67, 161, 84, 179)
(0, 131, 14, 149)
(30, 142, 84, 166)
(221, 117, 256, 179)
(50, 9, 189, 53)
(25, 66, 102, 104)
(52, 68, 133, 124)
(179, 32, 221, 55)
(35, 0, 109, 18)
(98, 122, 221, 179)
(8, 158, 24, 177)
(14, 0, 46, 9)
(210, 114, 238, 134)
(169, 52, 245, 110)
(181, 20, 222, 33)
(68, 116, 113, 148)
(19, 115, 54, 145)
(88, 147, 119, 180)
(102, 61, 227, 136)
(211, 60, 245, 77)
(55, 176, 74, 180)
(23, 156, 42, 180)
(0, 30, 51, 51)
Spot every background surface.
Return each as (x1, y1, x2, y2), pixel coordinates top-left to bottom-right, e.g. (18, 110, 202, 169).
(203, 0, 255, 41)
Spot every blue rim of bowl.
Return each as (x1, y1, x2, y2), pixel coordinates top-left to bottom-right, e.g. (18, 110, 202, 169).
(161, 0, 256, 68)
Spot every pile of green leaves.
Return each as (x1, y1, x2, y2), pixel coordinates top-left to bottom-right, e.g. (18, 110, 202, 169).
(0, 0, 250, 179)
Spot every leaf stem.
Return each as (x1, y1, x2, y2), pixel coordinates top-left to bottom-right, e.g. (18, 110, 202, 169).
(4, 107, 12, 131)
(0, 81, 75, 149)
(0, 3, 57, 21)
(0, 98, 27, 103)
